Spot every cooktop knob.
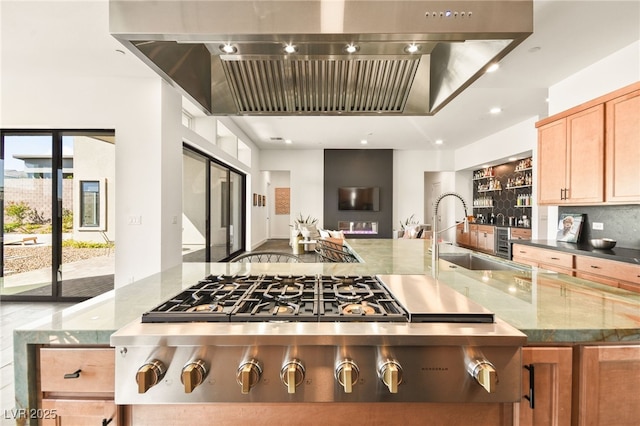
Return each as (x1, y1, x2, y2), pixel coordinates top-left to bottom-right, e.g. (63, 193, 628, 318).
(467, 359, 497, 393)
(136, 360, 166, 394)
(378, 360, 403, 394)
(237, 359, 262, 394)
(280, 360, 305, 394)
(181, 360, 208, 393)
(335, 359, 359, 394)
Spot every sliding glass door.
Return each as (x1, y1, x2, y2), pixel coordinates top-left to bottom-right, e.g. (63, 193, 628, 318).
(1, 133, 54, 298)
(182, 146, 245, 262)
(1, 129, 115, 301)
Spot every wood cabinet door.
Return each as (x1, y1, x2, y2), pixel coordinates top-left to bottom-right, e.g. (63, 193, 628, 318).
(537, 119, 567, 204)
(606, 89, 640, 203)
(575, 345, 640, 426)
(565, 104, 605, 203)
(469, 225, 479, 249)
(519, 347, 573, 426)
(456, 223, 470, 246)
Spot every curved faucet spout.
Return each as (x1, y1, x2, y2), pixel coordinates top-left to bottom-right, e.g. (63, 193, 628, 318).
(432, 192, 470, 277)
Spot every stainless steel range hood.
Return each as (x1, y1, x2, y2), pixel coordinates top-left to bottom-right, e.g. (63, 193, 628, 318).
(110, 1, 532, 115)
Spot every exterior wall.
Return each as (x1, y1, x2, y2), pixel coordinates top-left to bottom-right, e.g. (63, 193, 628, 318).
(4, 179, 73, 221)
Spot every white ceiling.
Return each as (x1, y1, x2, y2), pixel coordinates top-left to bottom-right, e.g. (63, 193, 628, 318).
(3, 1, 639, 154)
(223, 0, 640, 151)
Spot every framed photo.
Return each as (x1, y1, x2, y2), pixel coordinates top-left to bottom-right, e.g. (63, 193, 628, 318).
(262, 195, 266, 207)
(556, 213, 585, 243)
(258, 195, 262, 207)
(253, 193, 258, 206)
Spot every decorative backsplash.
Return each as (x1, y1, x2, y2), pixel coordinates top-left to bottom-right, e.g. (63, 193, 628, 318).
(472, 157, 533, 226)
(558, 205, 640, 249)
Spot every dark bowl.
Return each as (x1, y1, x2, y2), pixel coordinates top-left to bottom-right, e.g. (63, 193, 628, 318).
(590, 238, 617, 249)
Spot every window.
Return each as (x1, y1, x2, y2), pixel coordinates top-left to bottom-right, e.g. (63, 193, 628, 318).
(80, 180, 100, 227)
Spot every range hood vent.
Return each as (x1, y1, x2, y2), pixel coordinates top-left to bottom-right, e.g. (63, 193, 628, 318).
(223, 56, 420, 113)
(110, 0, 533, 116)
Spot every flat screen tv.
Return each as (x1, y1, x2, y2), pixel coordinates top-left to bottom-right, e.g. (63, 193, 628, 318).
(338, 187, 380, 211)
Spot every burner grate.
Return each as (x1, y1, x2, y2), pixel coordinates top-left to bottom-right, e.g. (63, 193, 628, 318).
(141, 274, 409, 323)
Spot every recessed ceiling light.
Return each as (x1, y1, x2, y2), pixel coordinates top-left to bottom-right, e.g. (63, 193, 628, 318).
(219, 44, 237, 54)
(285, 139, 292, 144)
(528, 46, 541, 53)
(508, 157, 518, 161)
(404, 44, 420, 54)
(284, 44, 297, 54)
(435, 139, 444, 145)
(490, 107, 502, 114)
(486, 63, 499, 73)
(344, 44, 359, 54)
(360, 139, 368, 145)
(115, 49, 125, 55)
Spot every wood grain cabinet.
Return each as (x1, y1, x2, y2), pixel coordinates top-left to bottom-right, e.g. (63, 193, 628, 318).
(38, 346, 120, 426)
(573, 345, 640, 426)
(476, 225, 495, 254)
(536, 82, 640, 205)
(511, 244, 574, 275)
(537, 104, 605, 205)
(574, 254, 640, 292)
(456, 222, 470, 247)
(605, 89, 640, 203)
(510, 228, 531, 241)
(519, 346, 573, 426)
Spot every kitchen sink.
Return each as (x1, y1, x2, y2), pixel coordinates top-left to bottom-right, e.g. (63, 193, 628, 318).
(439, 253, 519, 271)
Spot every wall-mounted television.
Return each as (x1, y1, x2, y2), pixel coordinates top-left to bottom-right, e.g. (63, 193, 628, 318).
(338, 187, 380, 211)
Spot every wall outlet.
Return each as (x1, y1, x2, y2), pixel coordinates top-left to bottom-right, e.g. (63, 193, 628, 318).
(128, 215, 142, 225)
(592, 222, 604, 230)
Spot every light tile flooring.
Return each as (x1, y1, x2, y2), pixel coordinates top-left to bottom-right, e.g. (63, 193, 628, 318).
(1, 301, 73, 423)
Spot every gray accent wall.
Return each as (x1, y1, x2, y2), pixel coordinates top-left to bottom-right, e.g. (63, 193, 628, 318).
(324, 149, 393, 238)
(558, 204, 640, 249)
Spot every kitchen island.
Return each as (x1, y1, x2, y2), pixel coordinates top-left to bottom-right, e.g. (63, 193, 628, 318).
(11, 239, 640, 424)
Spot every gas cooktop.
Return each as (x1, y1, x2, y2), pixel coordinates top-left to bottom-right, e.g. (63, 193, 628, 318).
(141, 274, 408, 323)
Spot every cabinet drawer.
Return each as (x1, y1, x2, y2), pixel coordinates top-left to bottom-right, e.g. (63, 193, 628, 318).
(575, 256, 640, 285)
(512, 245, 574, 269)
(40, 347, 115, 394)
(41, 398, 119, 426)
(510, 228, 531, 240)
(477, 225, 494, 234)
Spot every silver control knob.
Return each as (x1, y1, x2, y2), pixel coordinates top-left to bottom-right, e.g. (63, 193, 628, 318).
(280, 359, 305, 394)
(467, 359, 498, 393)
(378, 360, 403, 394)
(335, 359, 359, 393)
(181, 360, 208, 393)
(136, 359, 166, 394)
(237, 359, 262, 394)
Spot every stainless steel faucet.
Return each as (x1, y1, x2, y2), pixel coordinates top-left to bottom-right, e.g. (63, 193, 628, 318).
(496, 213, 505, 226)
(432, 192, 469, 277)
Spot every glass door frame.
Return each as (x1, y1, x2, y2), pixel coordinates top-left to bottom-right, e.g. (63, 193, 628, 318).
(1, 128, 114, 302)
(183, 144, 246, 261)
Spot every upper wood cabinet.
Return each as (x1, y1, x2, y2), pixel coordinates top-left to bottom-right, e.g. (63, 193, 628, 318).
(537, 81, 640, 205)
(537, 104, 605, 205)
(605, 89, 640, 203)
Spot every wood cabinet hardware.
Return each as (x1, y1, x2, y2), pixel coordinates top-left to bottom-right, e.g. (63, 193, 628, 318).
(523, 364, 535, 409)
(63, 369, 82, 379)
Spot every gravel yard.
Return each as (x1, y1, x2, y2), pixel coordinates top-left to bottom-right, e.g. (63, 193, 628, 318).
(4, 245, 108, 275)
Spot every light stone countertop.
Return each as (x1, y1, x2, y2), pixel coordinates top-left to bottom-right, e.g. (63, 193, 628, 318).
(11, 239, 640, 417)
